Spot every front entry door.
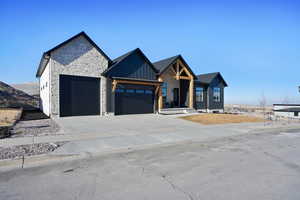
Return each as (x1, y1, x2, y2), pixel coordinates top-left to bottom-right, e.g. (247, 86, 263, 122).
(173, 88, 179, 107)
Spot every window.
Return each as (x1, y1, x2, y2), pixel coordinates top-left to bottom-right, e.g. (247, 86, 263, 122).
(136, 89, 144, 94)
(196, 87, 204, 102)
(115, 88, 125, 93)
(213, 87, 221, 102)
(145, 90, 153, 94)
(162, 82, 167, 97)
(126, 89, 135, 93)
(295, 112, 299, 117)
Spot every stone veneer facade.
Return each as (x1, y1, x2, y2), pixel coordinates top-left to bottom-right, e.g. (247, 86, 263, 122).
(49, 35, 109, 116)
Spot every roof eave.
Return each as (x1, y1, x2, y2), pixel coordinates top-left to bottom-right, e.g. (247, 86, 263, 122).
(36, 53, 50, 77)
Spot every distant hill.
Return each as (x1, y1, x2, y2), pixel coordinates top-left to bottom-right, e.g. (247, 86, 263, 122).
(0, 81, 39, 110)
(11, 82, 39, 96)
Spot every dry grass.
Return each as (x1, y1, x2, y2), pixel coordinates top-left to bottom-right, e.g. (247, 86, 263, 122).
(0, 108, 22, 126)
(181, 113, 265, 125)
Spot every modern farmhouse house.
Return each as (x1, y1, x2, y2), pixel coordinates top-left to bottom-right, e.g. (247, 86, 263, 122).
(36, 32, 227, 117)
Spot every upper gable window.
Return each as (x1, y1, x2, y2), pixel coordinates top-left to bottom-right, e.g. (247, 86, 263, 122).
(213, 87, 221, 102)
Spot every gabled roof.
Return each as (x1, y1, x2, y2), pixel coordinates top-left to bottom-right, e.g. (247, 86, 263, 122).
(152, 55, 197, 78)
(152, 55, 179, 73)
(36, 31, 112, 77)
(196, 72, 228, 87)
(102, 48, 159, 77)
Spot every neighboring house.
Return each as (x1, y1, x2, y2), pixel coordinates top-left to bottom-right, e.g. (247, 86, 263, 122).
(36, 32, 228, 117)
(273, 104, 300, 119)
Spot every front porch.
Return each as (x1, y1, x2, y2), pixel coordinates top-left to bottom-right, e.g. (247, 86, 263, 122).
(157, 57, 195, 111)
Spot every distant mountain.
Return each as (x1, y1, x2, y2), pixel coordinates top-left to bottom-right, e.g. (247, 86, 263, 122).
(0, 81, 39, 110)
(11, 82, 39, 96)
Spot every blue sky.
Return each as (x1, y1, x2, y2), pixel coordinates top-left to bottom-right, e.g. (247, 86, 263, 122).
(1, 0, 299, 105)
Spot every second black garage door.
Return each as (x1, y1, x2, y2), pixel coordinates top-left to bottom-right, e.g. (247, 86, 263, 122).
(115, 85, 154, 115)
(60, 75, 100, 117)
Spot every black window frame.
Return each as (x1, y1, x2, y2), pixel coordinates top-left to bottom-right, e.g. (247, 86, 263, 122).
(136, 89, 145, 94)
(213, 87, 221, 102)
(195, 87, 204, 102)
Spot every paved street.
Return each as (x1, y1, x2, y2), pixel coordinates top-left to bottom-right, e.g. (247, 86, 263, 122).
(1, 128, 300, 200)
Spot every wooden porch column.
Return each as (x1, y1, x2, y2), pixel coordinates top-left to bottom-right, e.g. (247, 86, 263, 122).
(158, 77, 163, 111)
(189, 77, 194, 108)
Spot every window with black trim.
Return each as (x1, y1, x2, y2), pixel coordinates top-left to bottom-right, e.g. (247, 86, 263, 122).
(196, 87, 204, 102)
(145, 90, 153, 94)
(115, 88, 125, 93)
(136, 89, 144, 94)
(126, 89, 135, 93)
(213, 87, 221, 102)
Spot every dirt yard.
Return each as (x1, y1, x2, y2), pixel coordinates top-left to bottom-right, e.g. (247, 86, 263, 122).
(0, 108, 22, 126)
(181, 113, 265, 125)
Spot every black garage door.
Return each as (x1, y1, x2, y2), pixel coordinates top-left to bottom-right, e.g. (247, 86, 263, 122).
(115, 85, 154, 115)
(60, 75, 100, 117)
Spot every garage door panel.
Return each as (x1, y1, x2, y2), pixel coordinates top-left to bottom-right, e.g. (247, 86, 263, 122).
(115, 86, 154, 115)
(60, 75, 100, 117)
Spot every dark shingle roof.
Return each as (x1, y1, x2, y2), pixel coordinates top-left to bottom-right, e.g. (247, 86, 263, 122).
(36, 31, 111, 77)
(196, 72, 219, 84)
(101, 49, 137, 76)
(196, 72, 228, 86)
(152, 55, 197, 78)
(112, 49, 136, 64)
(152, 55, 180, 73)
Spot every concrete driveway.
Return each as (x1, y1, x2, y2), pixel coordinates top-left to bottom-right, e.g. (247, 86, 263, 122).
(50, 114, 286, 155)
(54, 113, 256, 137)
(54, 114, 203, 136)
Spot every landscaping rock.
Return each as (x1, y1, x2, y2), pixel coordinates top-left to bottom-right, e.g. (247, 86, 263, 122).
(10, 119, 61, 138)
(0, 142, 66, 160)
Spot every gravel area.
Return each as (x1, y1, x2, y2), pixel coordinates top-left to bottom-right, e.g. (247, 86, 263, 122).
(0, 142, 66, 160)
(10, 119, 62, 137)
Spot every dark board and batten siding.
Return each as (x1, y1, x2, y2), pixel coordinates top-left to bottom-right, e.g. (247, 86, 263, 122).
(207, 77, 224, 110)
(194, 82, 208, 110)
(107, 52, 157, 80)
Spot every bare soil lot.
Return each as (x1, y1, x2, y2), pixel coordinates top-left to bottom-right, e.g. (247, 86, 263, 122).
(0, 108, 22, 126)
(181, 113, 265, 125)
